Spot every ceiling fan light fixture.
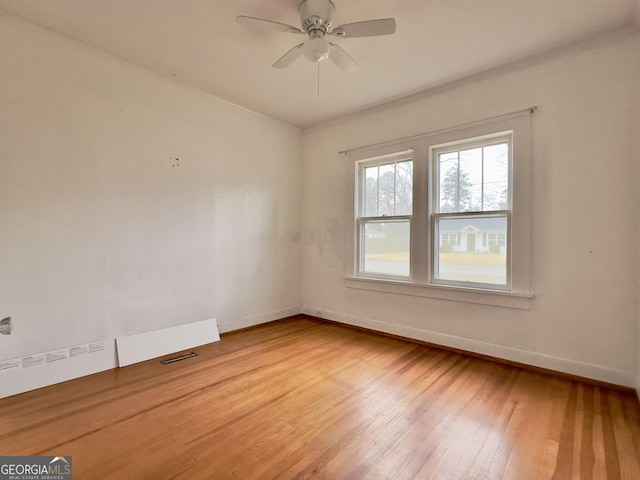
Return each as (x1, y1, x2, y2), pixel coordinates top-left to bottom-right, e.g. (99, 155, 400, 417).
(303, 37, 331, 63)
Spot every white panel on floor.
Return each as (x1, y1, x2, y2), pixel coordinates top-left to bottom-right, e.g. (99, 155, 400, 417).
(116, 318, 219, 367)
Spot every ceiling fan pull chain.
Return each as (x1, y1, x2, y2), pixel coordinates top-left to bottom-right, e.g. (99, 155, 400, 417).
(317, 62, 321, 97)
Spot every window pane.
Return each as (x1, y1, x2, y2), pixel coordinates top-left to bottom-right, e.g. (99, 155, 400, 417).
(363, 160, 412, 217)
(435, 215, 507, 285)
(364, 165, 379, 216)
(460, 147, 483, 211)
(438, 142, 508, 213)
(483, 143, 509, 210)
(438, 152, 461, 213)
(377, 164, 395, 216)
(362, 221, 410, 276)
(394, 160, 413, 215)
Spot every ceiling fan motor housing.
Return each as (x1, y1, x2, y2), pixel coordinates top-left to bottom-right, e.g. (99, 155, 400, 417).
(300, 0, 335, 35)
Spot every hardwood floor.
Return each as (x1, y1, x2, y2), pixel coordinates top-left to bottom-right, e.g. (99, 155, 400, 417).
(1, 316, 639, 479)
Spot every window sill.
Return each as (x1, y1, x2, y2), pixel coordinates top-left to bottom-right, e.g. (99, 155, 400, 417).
(344, 276, 533, 310)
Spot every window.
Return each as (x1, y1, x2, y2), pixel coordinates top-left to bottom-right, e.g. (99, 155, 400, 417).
(440, 232, 460, 246)
(432, 135, 511, 289)
(357, 153, 413, 278)
(346, 110, 533, 309)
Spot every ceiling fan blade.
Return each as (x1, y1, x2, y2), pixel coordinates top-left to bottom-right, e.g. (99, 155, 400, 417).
(237, 15, 303, 34)
(329, 43, 358, 73)
(331, 18, 396, 38)
(273, 43, 304, 69)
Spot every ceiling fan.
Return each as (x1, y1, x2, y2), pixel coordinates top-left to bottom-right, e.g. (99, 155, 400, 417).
(237, 0, 396, 73)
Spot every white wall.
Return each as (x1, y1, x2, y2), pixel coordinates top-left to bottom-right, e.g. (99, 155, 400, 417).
(301, 32, 640, 387)
(0, 13, 302, 397)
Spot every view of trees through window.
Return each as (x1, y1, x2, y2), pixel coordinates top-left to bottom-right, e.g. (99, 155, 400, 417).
(364, 160, 412, 217)
(438, 142, 508, 213)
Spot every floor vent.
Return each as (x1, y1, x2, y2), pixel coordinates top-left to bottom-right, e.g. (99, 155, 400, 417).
(160, 352, 197, 365)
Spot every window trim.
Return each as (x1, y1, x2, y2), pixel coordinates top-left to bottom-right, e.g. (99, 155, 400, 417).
(344, 111, 533, 309)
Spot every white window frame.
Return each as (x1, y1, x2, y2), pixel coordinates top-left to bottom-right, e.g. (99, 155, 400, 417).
(355, 150, 414, 280)
(344, 111, 533, 309)
(430, 132, 512, 291)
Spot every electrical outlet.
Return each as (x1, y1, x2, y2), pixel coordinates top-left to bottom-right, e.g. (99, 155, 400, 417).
(0, 317, 12, 335)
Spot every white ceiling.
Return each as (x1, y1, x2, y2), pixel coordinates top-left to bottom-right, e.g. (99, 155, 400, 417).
(1, 0, 638, 129)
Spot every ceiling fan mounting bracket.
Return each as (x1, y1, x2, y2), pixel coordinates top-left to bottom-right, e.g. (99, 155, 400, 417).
(299, 0, 335, 34)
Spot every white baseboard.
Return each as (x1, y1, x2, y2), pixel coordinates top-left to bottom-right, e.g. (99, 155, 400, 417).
(303, 307, 635, 388)
(0, 342, 117, 399)
(116, 318, 220, 367)
(217, 305, 302, 333)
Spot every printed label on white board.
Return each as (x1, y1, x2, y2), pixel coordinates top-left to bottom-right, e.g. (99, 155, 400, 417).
(22, 355, 45, 368)
(46, 350, 69, 363)
(89, 341, 107, 353)
(69, 345, 89, 357)
(0, 358, 21, 372)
